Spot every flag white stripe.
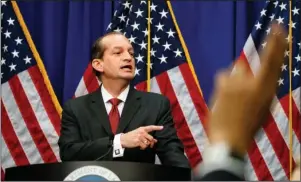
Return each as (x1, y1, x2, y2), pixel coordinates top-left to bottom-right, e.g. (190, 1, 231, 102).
(270, 97, 300, 162)
(18, 71, 60, 161)
(245, 155, 257, 178)
(244, 156, 258, 181)
(243, 35, 261, 75)
(74, 77, 88, 97)
(292, 87, 300, 113)
(2, 82, 43, 164)
(292, 87, 301, 159)
(150, 77, 161, 94)
(167, 67, 207, 154)
(1, 136, 16, 170)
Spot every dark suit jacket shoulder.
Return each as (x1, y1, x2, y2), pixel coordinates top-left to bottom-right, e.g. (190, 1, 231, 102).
(58, 86, 190, 169)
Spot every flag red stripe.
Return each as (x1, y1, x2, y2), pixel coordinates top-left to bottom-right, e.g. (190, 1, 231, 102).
(179, 63, 209, 130)
(1, 101, 30, 166)
(27, 66, 61, 135)
(135, 81, 147, 91)
(85, 76, 99, 93)
(279, 94, 301, 142)
(83, 64, 99, 93)
(248, 140, 273, 180)
(156, 72, 202, 167)
(238, 52, 253, 75)
(239, 51, 273, 179)
(8, 76, 57, 163)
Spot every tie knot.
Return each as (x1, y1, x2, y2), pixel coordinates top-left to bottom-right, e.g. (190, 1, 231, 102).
(109, 98, 121, 107)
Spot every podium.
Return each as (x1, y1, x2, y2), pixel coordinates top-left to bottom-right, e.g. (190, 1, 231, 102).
(4, 161, 191, 181)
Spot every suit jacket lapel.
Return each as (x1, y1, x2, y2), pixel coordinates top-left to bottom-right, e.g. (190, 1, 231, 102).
(89, 87, 113, 136)
(117, 87, 141, 133)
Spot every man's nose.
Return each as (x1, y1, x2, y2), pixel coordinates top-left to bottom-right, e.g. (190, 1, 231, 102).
(123, 52, 133, 62)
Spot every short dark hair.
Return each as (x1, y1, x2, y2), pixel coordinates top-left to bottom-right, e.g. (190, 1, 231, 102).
(90, 31, 125, 77)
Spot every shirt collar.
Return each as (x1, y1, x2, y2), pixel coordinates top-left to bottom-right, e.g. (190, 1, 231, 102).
(101, 84, 130, 103)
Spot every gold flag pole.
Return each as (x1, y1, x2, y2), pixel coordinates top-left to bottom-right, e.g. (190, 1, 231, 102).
(147, 0, 151, 92)
(288, 0, 293, 180)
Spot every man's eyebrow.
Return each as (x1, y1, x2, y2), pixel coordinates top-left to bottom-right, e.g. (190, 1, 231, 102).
(111, 46, 134, 52)
(112, 46, 122, 50)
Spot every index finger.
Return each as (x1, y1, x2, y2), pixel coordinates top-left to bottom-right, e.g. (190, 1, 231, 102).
(143, 125, 164, 133)
(256, 23, 287, 89)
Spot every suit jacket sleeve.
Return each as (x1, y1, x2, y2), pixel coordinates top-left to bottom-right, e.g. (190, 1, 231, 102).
(58, 101, 113, 161)
(154, 97, 190, 168)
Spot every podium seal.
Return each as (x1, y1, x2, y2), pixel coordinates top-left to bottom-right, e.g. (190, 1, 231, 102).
(64, 165, 121, 181)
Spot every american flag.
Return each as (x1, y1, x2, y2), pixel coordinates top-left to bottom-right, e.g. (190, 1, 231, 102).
(1, 1, 61, 180)
(74, 0, 209, 168)
(73, 1, 301, 180)
(234, 0, 300, 180)
(1, 0, 299, 181)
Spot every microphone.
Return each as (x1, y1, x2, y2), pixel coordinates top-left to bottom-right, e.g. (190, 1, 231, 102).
(94, 135, 114, 161)
(94, 146, 113, 161)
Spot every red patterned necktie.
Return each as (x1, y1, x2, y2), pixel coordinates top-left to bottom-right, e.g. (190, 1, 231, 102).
(108, 98, 121, 134)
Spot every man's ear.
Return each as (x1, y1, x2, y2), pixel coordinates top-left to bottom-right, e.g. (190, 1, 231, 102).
(92, 59, 104, 73)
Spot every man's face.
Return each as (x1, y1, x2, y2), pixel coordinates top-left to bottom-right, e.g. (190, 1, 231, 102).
(97, 34, 136, 81)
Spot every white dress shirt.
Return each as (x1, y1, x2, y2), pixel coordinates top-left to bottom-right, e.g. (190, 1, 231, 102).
(101, 84, 130, 158)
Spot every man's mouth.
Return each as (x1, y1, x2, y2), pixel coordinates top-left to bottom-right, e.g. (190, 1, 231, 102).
(120, 65, 133, 71)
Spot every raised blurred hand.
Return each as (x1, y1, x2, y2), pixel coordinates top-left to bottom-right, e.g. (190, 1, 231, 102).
(207, 23, 287, 157)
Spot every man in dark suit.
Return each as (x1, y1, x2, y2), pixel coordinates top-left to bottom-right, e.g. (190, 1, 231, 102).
(58, 32, 190, 169)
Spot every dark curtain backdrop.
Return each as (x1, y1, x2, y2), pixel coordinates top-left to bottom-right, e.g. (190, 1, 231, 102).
(17, 1, 266, 105)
